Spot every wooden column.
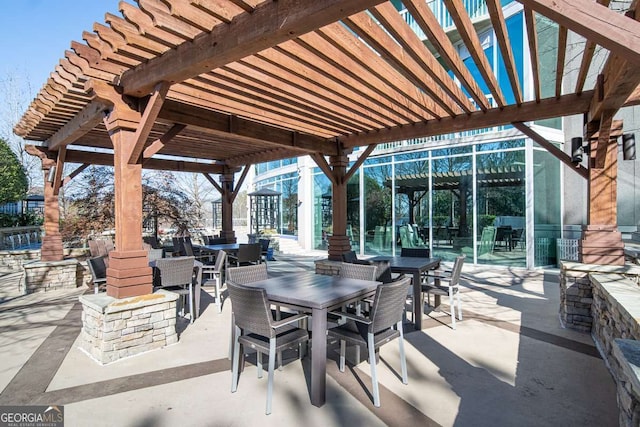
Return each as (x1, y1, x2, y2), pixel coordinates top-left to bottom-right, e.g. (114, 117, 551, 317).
(102, 99, 152, 298)
(25, 146, 64, 261)
(327, 152, 351, 261)
(580, 119, 625, 265)
(219, 168, 237, 243)
(41, 162, 63, 261)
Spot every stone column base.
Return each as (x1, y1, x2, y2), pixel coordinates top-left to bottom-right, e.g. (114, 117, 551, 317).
(22, 259, 79, 294)
(315, 259, 342, 276)
(79, 290, 179, 365)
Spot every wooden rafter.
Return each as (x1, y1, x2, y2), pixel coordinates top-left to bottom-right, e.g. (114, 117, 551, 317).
(486, 0, 523, 105)
(47, 100, 112, 150)
(310, 153, 337, 186)
(556, 26, 567, 98)
(403, 0, 489, 111)
(117, 0, 387, 96)
(340, 91, 594, 147)
(52, 147, 66, 195)
(344, 144, 377, 183)
(63, 163, 90, 186)
(203, 173, 224, 194)
(230, 166, 250, 203)
(444, 0, 506, 108)
(524, 7, 541, 102)
(512, 122, 588, 179)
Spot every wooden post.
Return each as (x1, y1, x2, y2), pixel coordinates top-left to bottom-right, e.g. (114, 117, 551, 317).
(219, 168, 237, 243)
(327, 152, 351, 261)
(102, 94, 153, 298)
(580, 118, 625, 265)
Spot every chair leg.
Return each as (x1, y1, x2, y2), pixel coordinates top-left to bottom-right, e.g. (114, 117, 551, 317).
(456, 290, 463, 320)
(397, 321, 408, 384)
(228, 312, 235, 360)
(368, 333, 380, 407)
(257, 352, 263, 378)
(215, 275, 222, 313)
(339, 340, 346, 372)
(266, 338, 276, 415)
(231, 325, 241, 392)
(188, 285, 194, 324)
(449, 289, 456, 330)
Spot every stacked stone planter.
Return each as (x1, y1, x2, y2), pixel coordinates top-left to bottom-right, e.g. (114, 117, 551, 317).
(79, 290, 179, 365)
(315, 259, 342, 276)
(22, 259, 80, 294)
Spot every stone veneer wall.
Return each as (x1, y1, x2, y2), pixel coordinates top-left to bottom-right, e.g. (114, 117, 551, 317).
(590, 274, 640, 426)
(0, 250, 41, 271)
(79, 290, 179, 365)
(315, 259, 342, 276)
(22, 259, 80, 294)
(559, 262, 640, 332)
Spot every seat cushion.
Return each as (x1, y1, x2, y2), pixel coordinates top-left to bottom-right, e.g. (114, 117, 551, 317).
(327, 320, 399, 348)
(239, 327, 308, 353)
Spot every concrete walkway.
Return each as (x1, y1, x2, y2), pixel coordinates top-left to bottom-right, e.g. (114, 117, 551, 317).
(0, 256, 618, 426)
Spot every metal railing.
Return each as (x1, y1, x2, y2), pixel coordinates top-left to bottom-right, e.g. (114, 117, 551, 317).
(399, 0, 490, 35)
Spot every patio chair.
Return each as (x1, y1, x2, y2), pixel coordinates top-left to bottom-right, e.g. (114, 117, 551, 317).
(87, 257, 107, 294)
(172, 237, 186, 257)
(228, 281, 309, 415)
(259, 238, 271, 264)
(153, 256, 199, 323)
(228, 243, 262, 267)
(147, 248, 164, 261)
(339, 262, 377, 281)
(400, 247, 430, 258)
(341, 250, 371, 265)
(327, 276, 412, 407)
(202, 250, 227, 313)
(422, 255, 465, 330)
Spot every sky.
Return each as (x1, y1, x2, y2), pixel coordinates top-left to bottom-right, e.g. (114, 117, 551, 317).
(0, 1, 124, 97)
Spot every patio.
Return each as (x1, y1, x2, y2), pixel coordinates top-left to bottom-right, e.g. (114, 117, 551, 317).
(0, 254, 617, 426)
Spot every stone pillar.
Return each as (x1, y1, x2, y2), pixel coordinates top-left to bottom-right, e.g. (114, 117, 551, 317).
(219, 168, 237, 243)
(327, 152, 351, 261)
(103, 101, 152, 298)
(580, 121, 624, 265)
(78, 290, 179, 364)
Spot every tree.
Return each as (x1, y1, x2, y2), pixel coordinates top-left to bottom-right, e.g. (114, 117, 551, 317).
(0, 137, 28, 204)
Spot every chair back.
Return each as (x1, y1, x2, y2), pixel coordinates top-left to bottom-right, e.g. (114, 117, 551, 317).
(227, 281, 275, 338)
(183, 238, 195, 257)
(401, 247, 430, 258)
(172, 237, 185, 256)
(236, 243, 262, 264)
(369, 260, 393, 283)
(478, 226, 496, 256)
(369, 276, 412, 334)
(154, 256, 195, 288)
(339, 262, 377, 281)
(449, 255, 466, 287)
(148, 248, 164, 261)
(341, 250, 357, 263)
(214, 249, 227, 271)
(227, 263, 268, 284)
(259, 238, 270, 253)
(208, 237, 227, 245)
(88, 257, 107, 281)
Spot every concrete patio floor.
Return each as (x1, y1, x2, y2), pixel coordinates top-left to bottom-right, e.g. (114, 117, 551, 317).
(0, 254, 618, 426)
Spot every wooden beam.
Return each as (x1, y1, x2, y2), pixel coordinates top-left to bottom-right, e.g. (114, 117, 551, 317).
(524, 7, 541, 102)
(230, 166, 250, 203)
(203, 173, 224, 194)
(444, 0, 506, 107)
(46, 100, 112, 150)
(339, 91, 594, 147)
(64, 149, 226, 173)
(518, 0, 640, 65)
(310, 153, 337, 186)
(512, 122, 588, 179)
(116, 0, 387, 96)
(158, 99, 338, 155)
(344, 144, 376, 183)
(129, 81, 171, 164)
(52, 147, 66, 196)
(486, 0, 523, 105)
(593, 111, 615, 169)
(63, 163, 90, 186)
(403, 0, 489, 111)
(143, 123, 186, 159)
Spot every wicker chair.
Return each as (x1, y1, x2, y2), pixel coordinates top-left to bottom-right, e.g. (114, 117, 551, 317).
(339, 262, 377, 281)
(422, 255, 465, 330)
(228, 243, 262, 266)
(400, 247, 430, 258)
(87, 257, 107, 294)
(153, 256, 199, 323)
(147, 248, 164, 261)
(202, 250, 228, 313)
(328, 276, 412, 407)
(228, 281, 308, 415)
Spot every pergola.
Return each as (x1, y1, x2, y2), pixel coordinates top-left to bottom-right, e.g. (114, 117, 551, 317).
(13, 0, 640, 298)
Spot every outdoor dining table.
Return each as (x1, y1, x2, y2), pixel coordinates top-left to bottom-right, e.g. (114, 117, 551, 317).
(370, 256, 441, 330)
(242, 270, 380, 407)
(203, 243, 240, 252)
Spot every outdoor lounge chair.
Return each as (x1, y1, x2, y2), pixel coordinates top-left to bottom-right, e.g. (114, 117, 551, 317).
(422, 255, 465, 330)
(328, 276, 412, 407)
(228, 281, 309, 415)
